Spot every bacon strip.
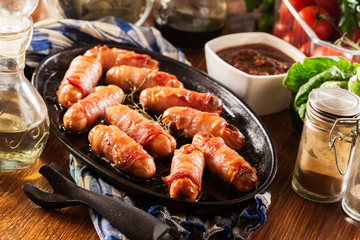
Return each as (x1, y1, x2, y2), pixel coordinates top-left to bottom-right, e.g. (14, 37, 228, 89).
(106, 65, 184, 92)
(84, 45, 159, 71)
(105, 104, 176, 158)
(162, 144, 205, 201)
(88, 125, 156, 179)
(139, 86, 223, 114)
(162, 107, 245, 151)
(57, 55, 103, 107)
(192, 131, 257, 192)
(63, 85, 125, 132)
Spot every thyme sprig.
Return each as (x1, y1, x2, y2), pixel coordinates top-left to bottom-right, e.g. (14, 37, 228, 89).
(124, 71, 173, 133)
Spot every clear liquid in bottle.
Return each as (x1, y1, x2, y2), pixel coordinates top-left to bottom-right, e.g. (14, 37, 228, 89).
(0, 91, 49, 172)
(0, 0, 50, 172)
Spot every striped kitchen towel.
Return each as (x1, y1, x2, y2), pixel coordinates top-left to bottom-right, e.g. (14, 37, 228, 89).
(26, 16, 187, 68)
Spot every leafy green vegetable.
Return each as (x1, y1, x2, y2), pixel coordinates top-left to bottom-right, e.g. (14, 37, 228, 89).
(293, 66, 355, 120)
(283, 56, 355, 94)
(244, 0, 275, 32)
(338, 0, 360, 36)
(349, 74, 360, 95)
(320, 81, 349, 89)
(283, 56, 360, 121)
(244, 0, 264, 11)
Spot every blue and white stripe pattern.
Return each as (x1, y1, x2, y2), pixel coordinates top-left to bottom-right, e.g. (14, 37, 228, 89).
(27, 16, 187, 68)
(28, 17, 271, 240)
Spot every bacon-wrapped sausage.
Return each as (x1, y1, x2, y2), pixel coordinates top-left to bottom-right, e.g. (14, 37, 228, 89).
(88, 125, 156, 179)
(192, 132, 257, 192)
(84, 45, 159, 71)
(105, 65, 184, 92)
(162, 107, 245, 151)
(63, 85, 125, 132)
(162, 144, 205, 202)
(104, 104, 176, 158)
(57, 55, 103, 107)
(139, 86, 223, 114)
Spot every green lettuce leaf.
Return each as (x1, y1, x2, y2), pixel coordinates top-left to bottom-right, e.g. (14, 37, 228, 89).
(320, 81, 349, 89)
(348, 74, 360, 96)
(283, 56, 360, 122)
(293, 65, 355, 120)
(283, 56, 355, 94)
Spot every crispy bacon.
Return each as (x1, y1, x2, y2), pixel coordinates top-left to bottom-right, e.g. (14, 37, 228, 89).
(63, 85, 125, 132)
(162, 107, 245, 151)
(88, 125, 156, 179)
(162, 144, 205, 201)
(57, 55, 103, 107)
(192, 131, 257, 192)
(105, 65, 184, 92)
(84, 45, 159, 71)
(104, 104, 176, 158)
(139, 86, 223, 114)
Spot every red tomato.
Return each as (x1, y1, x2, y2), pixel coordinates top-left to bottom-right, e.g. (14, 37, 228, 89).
(273, 21, 290, 38)
(299, 42, 313, 56)
(312, 46, 346, 58)
(312, 0, 341, 20)
(289, 0, 308, 11)
(297, 6, 333, 40)
(347, 29, 360, 43)
(279, 2, 292, 23)
(282, 32, 295, 45)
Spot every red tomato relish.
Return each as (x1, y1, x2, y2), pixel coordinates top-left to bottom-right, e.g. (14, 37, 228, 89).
(216, 44, 295, 75)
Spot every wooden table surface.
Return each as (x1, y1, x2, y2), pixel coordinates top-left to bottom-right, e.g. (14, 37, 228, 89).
(1, 1, 360, 239)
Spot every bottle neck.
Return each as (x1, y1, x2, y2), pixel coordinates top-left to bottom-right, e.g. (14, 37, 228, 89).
(0, 54, 25, 72)
(0, 16, 32, 72)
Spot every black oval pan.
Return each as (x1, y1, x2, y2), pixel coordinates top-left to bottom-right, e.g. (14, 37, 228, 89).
(32, 43, 277, 214)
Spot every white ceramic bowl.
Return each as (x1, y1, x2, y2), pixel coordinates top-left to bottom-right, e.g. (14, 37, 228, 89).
(205, 32, 305, 116)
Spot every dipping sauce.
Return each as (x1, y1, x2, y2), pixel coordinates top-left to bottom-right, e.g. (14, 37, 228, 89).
(216, 44, 295, 75)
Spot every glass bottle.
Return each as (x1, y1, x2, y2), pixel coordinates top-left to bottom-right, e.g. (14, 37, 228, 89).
(0, 1, 50, 172)
(292, 87, 360, 203)
(153, 0, 227, 49)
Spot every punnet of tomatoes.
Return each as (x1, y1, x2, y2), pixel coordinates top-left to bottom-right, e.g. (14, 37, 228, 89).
(273, 0, 360, 62)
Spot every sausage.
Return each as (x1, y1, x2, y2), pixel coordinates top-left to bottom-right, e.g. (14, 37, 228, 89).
(104, 104, 176, 158)
(84, 45, 159, 71)
(162, 144, 205, 201)
(63, 85, 125, 132)
(162, 107, 245, 151)
(88, 125, 156, 179)
(57, 55, 103, 107)
(139, 86, 223, 114)
(106, 65, 184, 92)
(192, 131, 257, 192)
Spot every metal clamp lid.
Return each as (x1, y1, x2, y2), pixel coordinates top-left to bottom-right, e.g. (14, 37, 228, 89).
(309, 87, 360, 119)
(329, 118, 359, 175)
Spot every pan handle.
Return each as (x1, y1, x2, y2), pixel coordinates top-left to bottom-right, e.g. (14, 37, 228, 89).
(74, 186, 184, 240)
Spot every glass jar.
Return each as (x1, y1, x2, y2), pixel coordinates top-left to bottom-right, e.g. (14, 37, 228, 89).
(342, 127, 360, 221)
(0, 1, 50, 172)
(292, 87, 360, 203)
(153, 0, 227, 49)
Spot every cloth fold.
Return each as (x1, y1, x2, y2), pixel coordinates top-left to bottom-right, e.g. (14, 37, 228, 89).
(27, 17, 271, 240)
(70, 156, 270, 240)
